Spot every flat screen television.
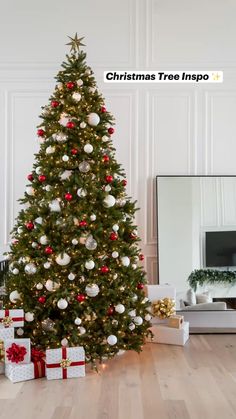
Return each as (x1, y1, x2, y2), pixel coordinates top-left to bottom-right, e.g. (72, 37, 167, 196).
(205, 231, 236, 267)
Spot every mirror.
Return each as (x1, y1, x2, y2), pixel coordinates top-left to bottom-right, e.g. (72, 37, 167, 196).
(156, 176, 236, 315)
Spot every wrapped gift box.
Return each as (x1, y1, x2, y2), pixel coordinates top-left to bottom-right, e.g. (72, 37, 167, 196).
(150, 321, 189, 346)
(5, 338, 31, 365)
(0, 327, 14, 342)
(46, 346, 85, 380)
(0, 309, 24, 328)
(5, 363, 35, 383)
(146, 285, 176, 325)
(168, 315, 184, 329)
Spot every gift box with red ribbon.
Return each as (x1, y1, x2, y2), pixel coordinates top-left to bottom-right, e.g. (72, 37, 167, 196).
(0, 309, 24, 328)
(46, 346, 85, 380)
(31, 348, 45, 379)
(5, 348, 46, 383)
(0, 327, 14, 343)
(4, 338, 30, 365)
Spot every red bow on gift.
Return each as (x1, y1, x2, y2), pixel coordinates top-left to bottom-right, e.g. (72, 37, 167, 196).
(6, 343, 27, 363)
(31, 348, 45, 362)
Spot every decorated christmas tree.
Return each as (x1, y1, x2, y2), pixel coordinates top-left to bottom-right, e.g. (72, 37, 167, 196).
(5, 35, 151, 363)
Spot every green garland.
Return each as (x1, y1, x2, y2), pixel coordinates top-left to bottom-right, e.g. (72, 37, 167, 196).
(187, 269, 236, 291)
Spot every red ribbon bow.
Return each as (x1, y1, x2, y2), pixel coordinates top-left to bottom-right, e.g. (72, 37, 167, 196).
(31, 348, 45, 362)
(6, 343, 27, 363)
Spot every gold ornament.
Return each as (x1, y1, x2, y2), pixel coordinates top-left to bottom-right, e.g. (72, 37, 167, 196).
(151, 298, 175, 319)
(60, 358, 71, 368)
(2, 316, 13, 327)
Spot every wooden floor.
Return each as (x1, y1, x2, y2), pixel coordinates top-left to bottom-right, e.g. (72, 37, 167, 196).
(1, 335, 236, 419)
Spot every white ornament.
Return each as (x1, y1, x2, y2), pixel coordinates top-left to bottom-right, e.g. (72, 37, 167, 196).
(142, 297, 149, 303)
(74, 317, 82, 325)
(25, 312, 34, 322)
(36, 283, 43, 290)
(62, 155, 69, 162)
(112, 224, 119, 232)
(84, 144, 93, 154)
(57, 298, 68, 310)
(90, 214, 96, 221)
(9, 290, 21, 303)
(39, 235, 48, 245)
(104, 185, 111, 192)
(68, 272, 75, 281)
(72, 92, 81, 101)
(45, 280, 60, 292)
(61, 338, 68, 347)
(85, 235, 97, 250)
(12, 268, 19, 275)
(49, 199, 61, 212)
(25, 186, 35, 196)
(85, 284, 100, 297)
(46, 145, 55, 154)
(128, 310, 136, 317)
(56, 253, 71, 266)
(121, 256, 130, 267)
(78, 327, 86, 335)
(87, 112, 100, 126)
(112, 251, 119, 259)
(103, 194, 116, 208)
(72, 238, 78, 245)
(134, 316, 143, 326)
(85, 260, 95, 270)
(43, 262, 51, 269)
(145, 313, 152, 321)
(116, 198, 126, 207)
(107, 335, 117, 346)
(59, 115, 69, 127)
(60, 170, 72, 180)
(16, 328, 24, 336)
(79, 161, 90, 173)
(17, 227, 23, 234)
(115, 304, 125, 314)
(35, 217, 43, 225)
(77, 79, 83, 86)
(129, 323, 135, 331)
(77, 188, 87, 197)
(132, 264, 137, 270)
(31, 242, 38, 249)
(54, 132, 68, 142)
(35, 166, 42, 175)
(102, 135, 109, 142)
(113, 273, 118, 279)
(89, 87, 96, 93)
(45, 185, 52, 192)
(80, 122, 87, 128)
(132, 294, 138, 302)
(25, 263, 37, 275)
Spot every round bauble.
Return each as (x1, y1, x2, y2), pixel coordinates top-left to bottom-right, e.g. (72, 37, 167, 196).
(102, 135, 109, 142)
(128, 310, 136, 317)
(115, 304, 125, 314)
(78, 327, 86, 335)
(35, 166, 42, 175)
(108, 127, 115, 135)
(129, 322, 135, 331)
(76, 294, 86, 302)
(25, 221, 34, 230)
(66, 121, 75, 129)
(132, 294, 138, 301)
(68, 272, 75, 281)
(56, 253, 71, 266)
(80, 121, 87, 128)
(137, 283, 144, 290)
(35, 217, 43, 225)
(122, 179, 127, 186)
(49, 199, 61, 212)
(139, 254, 144, 261)
(101, 106, 106, 113)
(134, 316, 143, 326)
(105, 175, 113, 183)
(84, 144, 93, 154)
(39, 235, 48, 245)
(66, 81, 75, 89)
(57, 298, 68, 310)
(36, 283, 43, 290)
(77, 188, 87, 197)
(17, 227, 23, 234)
(51, 100, 59, 108)
(45, 280, 60, 292)
(77, 79, 83, 86)
(31, 242, 38, 249)
(107, 306, 114, 316)
(71, 148, 78, 155)
(43, 262, 51, 269)
(107, 335, 117, 346)
(103, 194, 116, 208)
(79, 220, 87, 227)
(145, 313, 152, 321)
(85, 260, 95, 270)
(121, 256, 130, 267)
(100, 265, 109, 274)
(9, 290, 21, 303)
(79, 161, 90, 173)
(38, 175, 46, 182)
(41, 318, 55, 331)
(112, 251, 119, 258)
(38, 296, 46, 304)
(27, 173, 33, 181)
(72, 238, 78, 245)
(113, 273, 118, 279)
(105, 185, 111, 192)
(110, 232, 118, 241)
(25, 312, 34, 322)
(64, 192, 73, 201)
(61, 338, 68, 347)
(90, 214, 96, 221)
(62, 155, 69, 162)
(45, 185, 51, 192)
(87, 112, 100, 126)
(25, 263, 37, 275)
(103, 155, 109, 163)
(132, 264, 137, 270)
(16, 328, 24, 336)
(85, 284, 100, 297)
(85, 235, 97, 250)
(45, 246, 53, 255)
(74, 317, 82, 325)
(72, 92, 81, 101)
(37, 128, 45, 137)
(12, 268, 19, 275)
(112, 224, 119, 232)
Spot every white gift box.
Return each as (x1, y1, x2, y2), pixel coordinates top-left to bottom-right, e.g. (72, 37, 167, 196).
(150, 321, 189, 346)
(0, 327, 14, 342)
(46, 346, 85, 380)
(0, 309, 24, 328)
(147, 285, 176, 325)
(5, 338, 31, 365)
(5, 363, 35, 383)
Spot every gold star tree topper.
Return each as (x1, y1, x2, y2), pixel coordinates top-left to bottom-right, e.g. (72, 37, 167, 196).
(66, 33, 85, 52)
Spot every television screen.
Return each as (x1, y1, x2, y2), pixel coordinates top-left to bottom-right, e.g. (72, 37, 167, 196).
(205, 231, 236, 267)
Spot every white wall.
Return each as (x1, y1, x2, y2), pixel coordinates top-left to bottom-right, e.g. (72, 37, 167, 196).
(1, 0, 236, 283)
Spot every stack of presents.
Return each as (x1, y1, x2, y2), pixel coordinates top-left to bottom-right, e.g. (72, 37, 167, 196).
(0, 309, 85, 383)
(146, 284, 189, 346)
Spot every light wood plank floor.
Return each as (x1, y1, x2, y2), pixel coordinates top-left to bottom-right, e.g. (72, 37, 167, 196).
(1, 335, 236, 419)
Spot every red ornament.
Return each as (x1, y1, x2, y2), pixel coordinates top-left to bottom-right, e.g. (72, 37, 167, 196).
(101, 106, 107, 113)
(51, 100, 59, 108)
(103, 155, 110, 163)
(137, 283, 144, 290)
(122, 179, 127, 186)
(108, 127, 115, 135)
(64, 193, 73, 201)
(129, 232, 137, 240)
(76, 294, 86, 302)
(110, 232, 118, 241)
(6, 343, 27, 363)
(45, 246, 53, 255)
(139, 254, 144, 261)
(38, 296, 46, 304)
(37, 129, 45, 137)
(79, 220, 87, 227)
(107, 306, 114, 315)
(38, 175, 46, 182)
(66, 82, 75, 89)
(71, 148, 78, 155)
(25, 221, 34, 230)
(100, 265, 109, 274)
(66, 121, 75, 129)
(105, 175, 113, 183)
(27, 173, 33, 182)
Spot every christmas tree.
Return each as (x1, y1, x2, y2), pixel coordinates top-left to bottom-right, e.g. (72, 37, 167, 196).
(5, 35, 151, 363)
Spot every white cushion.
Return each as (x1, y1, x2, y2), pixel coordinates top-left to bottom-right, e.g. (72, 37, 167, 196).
(186, 288, 196, 305)
(196, 291, 212, 304)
